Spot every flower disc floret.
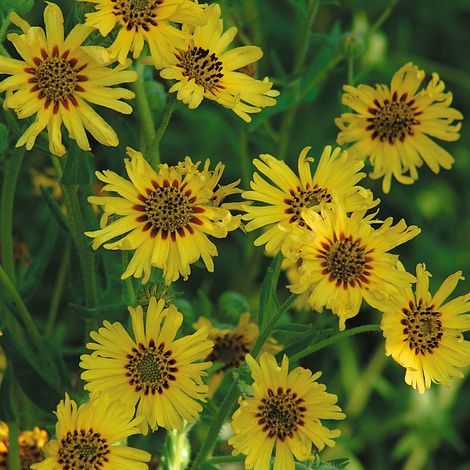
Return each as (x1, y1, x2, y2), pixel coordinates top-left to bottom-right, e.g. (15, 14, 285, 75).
(229, 353, 345, 470)
(85, 148, 238, 284)
(282, 208, 420, 330)
(335, 62, 463, 193)
(82, 0, 207, 65)
(159, 3, 279, 121)
(80, 297, 213, 433)
(0, 3, 137, 156)
(242, 145, 378, 255)
(380, 264, 470, 393)
(30, 394, 150, 469)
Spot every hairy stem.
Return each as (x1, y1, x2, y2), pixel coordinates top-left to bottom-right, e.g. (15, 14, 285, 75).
(0, 150, 25, 283)
(45, 241, 70, 337)
(148, 94, 176, 168)
(290, 324, 382, 363)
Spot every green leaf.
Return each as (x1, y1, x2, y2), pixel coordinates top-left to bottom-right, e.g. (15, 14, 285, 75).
(146, 80, 168, 114)
(258, 254, 282, 329)
(19, 219, 60, 295)
(0, 309, 65, 411)
(0, 365, 16, 421)
(278, 327, 333, 358)
(68, 302, 126, 322)
(0, 123, 9, 154)
(0, 0, 33, 16)
(61, 143, 93, 185)
(218, 291, 250, 323)
(196, 289, 213, 318)
(295, 457, 349, 469)
(273, 323, 312, 332)
(40, 186, 70, 233)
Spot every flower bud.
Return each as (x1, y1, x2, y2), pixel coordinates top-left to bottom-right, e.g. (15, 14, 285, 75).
(340, 32, 365, 58)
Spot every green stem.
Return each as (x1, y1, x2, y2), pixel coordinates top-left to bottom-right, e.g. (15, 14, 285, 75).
(293, 0, 320, 75)
(0, 150, 25, 282)
(290, 324, 381, 363)
(189, 381, 239, 470)
(0, 264, 43, 347)
(346, 344, 386, 417)
(169, 429, 190, 470)
(277, 0, 320, 159)
(0, 15, 11, 58)
(131, 64, 156, 149)
(206, 455, 245, 465)
(62, 183, 98, 308)
(369, 0, 399, 34)
(239, 128, 250, 189)
(54, 156, 99, 310)
(0, 14, 11, 42)
(190, 294, 297, 469)
(347, 57, 354, 85)
(251, 293, 297, 357)
(122, 252, 136, 306)
(7, 420, 20, 470)
(147, 94, 176, 168)
(45, 242, 70, 337)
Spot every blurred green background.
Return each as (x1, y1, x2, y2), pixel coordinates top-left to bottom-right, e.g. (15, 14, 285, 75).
(0, 0, 468, 469)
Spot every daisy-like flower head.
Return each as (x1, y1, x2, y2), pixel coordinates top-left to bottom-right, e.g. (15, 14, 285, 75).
(335, 63, 463, 193)
(282, 207, 420, 330)
(158, 3, 279, 122)
(381, 264, 470, 394)
(242, 145, 378, 256)
(228, 353, 345, 470)
(0, 3, 137, 156)
(30, 393, 150, 469)
(177, 156, 243, 230)
(0, 422, 48, 469)
(194, 313, 280, 394)
(80, 297, 213, 434)
(81, 0, 207, 66)
(85, 148, 237, 284)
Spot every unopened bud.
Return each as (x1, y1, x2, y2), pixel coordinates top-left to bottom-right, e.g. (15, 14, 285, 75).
(340, 32, 364, 59)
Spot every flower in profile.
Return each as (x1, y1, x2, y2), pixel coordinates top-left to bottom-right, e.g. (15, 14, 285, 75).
(30, 394, 150, 469)
(85, 148, 237, 284)
(283, 208, 420, 330)
(80, 297, 213, 434)
(229, 353, 345, 470)
(242, 145, 378, 255)
(0, 3, 137, 156)
(159, 3, 279, 122)
(194, 313, 280, 394)
(381, 264, 470, 393)
(336, 63, 463, 193)
(82, 0, 207, 66)
(0, 422, 48, 469)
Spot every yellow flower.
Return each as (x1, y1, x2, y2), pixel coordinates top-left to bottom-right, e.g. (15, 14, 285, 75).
(194, 313, 280, 394)
(159, 3, 278, 122)
(31, 393, 150, 469)
(282, 208, 420, 330)
(177, 156, 243, 230)
(85, 148, 237, 284)
(80, 297, 213, 434)
(228, 353, 345, 470)
(0, 3, 137, 156)
(336, 63, 463, 193)
(381, 264, 470, 394)
(0, 421, 48, 470)
(242, 145, 378, 255)
(81, 0, 207, 66)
